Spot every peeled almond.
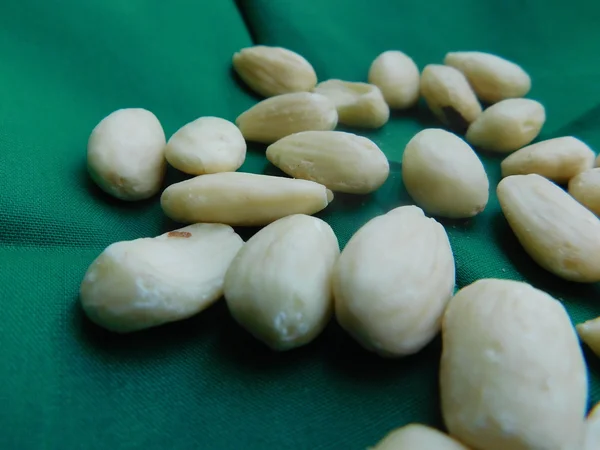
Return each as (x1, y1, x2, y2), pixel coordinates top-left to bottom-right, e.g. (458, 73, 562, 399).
(232, 45, 317, 97)
(371, 424, 469, 450)
(160, 172, 333, 226)
(368, 50, 421, 109)
(568, 168, 600, 215)
(576, 316, 600, 357)
(501, 136, 594, 183)
(333, 205, 455, 357)
(235, 92, 338, 144)
(224, 214, 339, 351)
(444, 51, 531, 103)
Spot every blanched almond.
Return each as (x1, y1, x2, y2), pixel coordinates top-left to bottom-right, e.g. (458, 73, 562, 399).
(368, 50, 420, 109)
(224, 214, 339, 351)
(576, 316, 600, 357)
(232, 45, 317, 97)
(160, 172, 333, 226)
(501, 136, 594, 183)
(165, 116, 246, 175)
(313, 79, 389, 128)
(87, 108, 166, 201)
(333, 205, 455, 357)
(420, 64, 482, 132)
(371, 424, 469, 450)
(80, 224, 244, 333)
(402, 128, 489, 218)
(444, 51, 531, 103)
(236, 92, 338, 144)
(266, 130, 389, 194)
(569, 168, 600, 215)
(441, 279, 587, 450)
(466, 99, 545, 153)
(497, 174, 600, 282)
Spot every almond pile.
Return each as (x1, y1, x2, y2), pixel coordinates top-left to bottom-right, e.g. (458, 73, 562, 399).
(81, 44, 600, 449)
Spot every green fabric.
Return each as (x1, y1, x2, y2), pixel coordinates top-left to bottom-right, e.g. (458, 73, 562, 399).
(1, 0, 600, 448)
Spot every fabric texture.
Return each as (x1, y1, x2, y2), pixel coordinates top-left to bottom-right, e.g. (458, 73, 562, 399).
(1, 0, 600, 448)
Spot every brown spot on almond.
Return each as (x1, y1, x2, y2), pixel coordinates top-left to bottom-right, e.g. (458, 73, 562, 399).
(168, 231, 192, 238)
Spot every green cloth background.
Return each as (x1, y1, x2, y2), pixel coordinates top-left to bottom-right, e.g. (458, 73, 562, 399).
(2, 0, 600, 448)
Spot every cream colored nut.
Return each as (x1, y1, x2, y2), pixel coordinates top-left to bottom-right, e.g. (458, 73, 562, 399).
(371, 424, 469, 450)
(584, 402, 600, 450)
(420, 64, 482, 132)
(444, 51, 531, 103)
(232, 45, 317, 97)
(224, 214, 339, 351)
(497, 174, 600, 282)
(368, 50, 420, 110)
(79, 224, 244, 333)
(466, 99, 545, 153)
(87, 108, 166, 201)
(236, 92, 338, 144)
(160, 172, 333, 226)
(576, 316, 600, 357)
(501, 136, 594, 183)
(164, 116, 246, 175)
(333, 205, 455, 357)
(402, 129, 489, 218)
(596, 154, 600, 167)
(266, 131, 389, 194)
(440, 278, 588, 450)
(569, 168, 600, 215)
(312, 79, 389, 128)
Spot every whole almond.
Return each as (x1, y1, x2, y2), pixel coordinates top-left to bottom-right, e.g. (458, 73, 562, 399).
(466, 98, 545, 153)
(165, 116, 246, 175)
(444, 51, 531, 103)
(441, 279, 587, 450)
(402, 128, 489, 218)
(333, 205, 455, 357)
(224, 214, 339, 351)
(313, 79, 389, 128)
(368, 50, 420, 109)
(266, 131, 390, 194)
(87, 108, 166, 201)
(576, 316, 600, 357)
(232, 45, 317, 97)
(80, 224, 244, 333)
(501, 136, 594, 183)
(160, 172, 333, 226)
(236, 92, 338, 144)
(420, 64, 482, 132)
(371, 424, 469, 450)
(497, 174, 600, 282)
(569, 168, 600, 215)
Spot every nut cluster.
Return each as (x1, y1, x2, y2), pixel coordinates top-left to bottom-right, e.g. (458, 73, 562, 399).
(81, 44, 600, 449)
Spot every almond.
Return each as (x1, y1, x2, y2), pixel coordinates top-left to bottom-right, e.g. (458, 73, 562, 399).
(420, 64, 482, 132)
(266, 130, 389, 194)
(313, 79, 389, 128)
(333, 205, 455, 357)
(569, 168, 600, 215)
(371, 424, 469, 450)
(441, 279, 587, 450)
(235, 92, 338, 144)
(232, 45, 317, 97)
(444, 51, 531, 103)
(466, 98, 545, 153)
(87, 108, 166, 201)
(576, 316, 600, 357)
(165, 116, 246, 175)
(224, 214, 339, 351)
(402, 128, 489, 218)
(368, 50, 420, 110)
(79, 224, 244, 333)
(160, 172, 333, 226)
(497, 174, 600, 282)
(501, 136, 594, 183)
